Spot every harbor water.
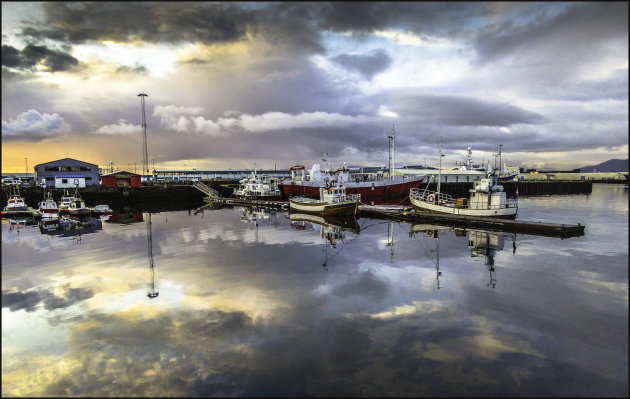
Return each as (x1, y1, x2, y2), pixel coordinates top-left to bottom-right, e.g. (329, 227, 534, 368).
(2, 184, 628, 396)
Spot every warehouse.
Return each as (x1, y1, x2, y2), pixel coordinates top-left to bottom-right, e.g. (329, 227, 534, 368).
(101, 171, 141, 187)
(35, 158, 99, 187)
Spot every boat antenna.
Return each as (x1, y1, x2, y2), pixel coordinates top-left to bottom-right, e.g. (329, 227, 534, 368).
(387, 125, 396, 178)
(437, 141, 444, 195)
(138, 93, 149, 175)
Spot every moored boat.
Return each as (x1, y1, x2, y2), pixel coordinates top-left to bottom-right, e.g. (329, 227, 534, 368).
(4, 184, 28, 212)
(67, 188, 90, 216)
(91, 204, 113, 215)
(58, 189, 76, 213)
(234, 169, 283, 201)
(409, 142, 518, 219)
(289, 184, 360, 216)
(282, 127, 425, 198)
(38, 190, 59, 216)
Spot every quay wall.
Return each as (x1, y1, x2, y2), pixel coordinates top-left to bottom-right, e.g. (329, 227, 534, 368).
(3, 180, 595, 211)
(417, 180, 593, 198)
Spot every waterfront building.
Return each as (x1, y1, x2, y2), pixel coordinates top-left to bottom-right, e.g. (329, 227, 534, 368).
(35, 158, 99, 187)
(101, 171, 142, 187)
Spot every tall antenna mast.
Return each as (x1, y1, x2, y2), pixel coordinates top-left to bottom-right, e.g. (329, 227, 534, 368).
(387, 124, 396, 178)
(138, 93, 149, 175)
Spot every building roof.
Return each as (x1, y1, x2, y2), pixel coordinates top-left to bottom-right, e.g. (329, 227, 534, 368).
(102, 170, 141, 177)
(36, 157, 97, 167)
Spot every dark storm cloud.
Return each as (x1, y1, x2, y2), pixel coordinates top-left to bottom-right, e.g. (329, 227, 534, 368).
(330, 48, 392, 80)
(1, 44, 80, 72)
(315, 2, 490, 37)
(384, 91, 546, 127)
(20, 2, 254, 45)
(473, 3, 628, 67)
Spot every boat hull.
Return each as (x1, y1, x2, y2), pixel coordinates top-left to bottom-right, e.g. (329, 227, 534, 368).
(288, 198, 359, 216)
(409, 195, 518, 219)
(282, 175, 425, 198)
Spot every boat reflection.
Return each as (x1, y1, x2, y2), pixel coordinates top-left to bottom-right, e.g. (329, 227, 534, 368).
(289, 212, 360, 269)
(410, 223, 516, 288)
(104, 212, 144, 224)
(38, 216, 103, 238)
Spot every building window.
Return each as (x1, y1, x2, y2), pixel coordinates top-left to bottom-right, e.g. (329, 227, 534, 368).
(62, 179, 68, 184)
(456, 176, 459, 183)
(86, 177, 92, 181)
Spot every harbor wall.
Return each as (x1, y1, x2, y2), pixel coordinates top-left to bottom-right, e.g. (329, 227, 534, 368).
(417, 180, 593, 197)
(3, 180, 597, 211)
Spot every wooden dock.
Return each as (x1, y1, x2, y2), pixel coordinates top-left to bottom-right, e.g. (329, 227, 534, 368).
(204, 197, 585, 238)
(358, 207, 584, 238)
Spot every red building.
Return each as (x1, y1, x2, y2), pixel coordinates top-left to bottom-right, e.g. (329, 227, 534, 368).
(101, 171, 141, 187)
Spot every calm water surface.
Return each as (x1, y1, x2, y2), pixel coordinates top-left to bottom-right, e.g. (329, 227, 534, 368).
(2, 184, 628, 397)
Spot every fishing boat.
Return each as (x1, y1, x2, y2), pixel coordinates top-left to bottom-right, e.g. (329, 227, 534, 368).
(58, 189, 76, 213)
(4, 184, 28, 212)
(38, 190, 59, 216)
(289, 184, 360, 216)
(67, 188, 90, 216)
(282, 127, 426, 198)
(91, 204, 113, 215)
(234, 169, 283, 201)
(409, 142, 518, 219)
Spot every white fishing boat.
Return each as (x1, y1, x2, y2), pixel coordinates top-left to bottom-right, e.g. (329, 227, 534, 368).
(67, 188, 90, 216)
(409, 142, 518, 219)
(38, 190, 59, 216)
(234, 168, 283, 201)
(282, 127, 426, 198)
(91, 204, 113, 215)
(58, 189, 76, 213)
(289, 184, 360, 216)
(4, 184, 28, 212)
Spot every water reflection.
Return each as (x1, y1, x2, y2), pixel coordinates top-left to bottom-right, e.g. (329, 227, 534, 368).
(1, 185, 627, 397)
(289, 212, 360, 269)
(410, 224, 517, 289)
(38, 216, 102, 239)
(146, 213, 158, 299)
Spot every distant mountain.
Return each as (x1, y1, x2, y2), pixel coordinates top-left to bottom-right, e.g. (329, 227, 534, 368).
(580, 159, 628, 172)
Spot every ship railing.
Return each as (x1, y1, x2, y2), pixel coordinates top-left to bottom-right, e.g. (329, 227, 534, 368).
(409, 188, 455, 206)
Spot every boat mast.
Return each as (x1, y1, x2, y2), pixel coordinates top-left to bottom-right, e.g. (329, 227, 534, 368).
(437, 141, 443, 194)
(388, 125, 396, 178)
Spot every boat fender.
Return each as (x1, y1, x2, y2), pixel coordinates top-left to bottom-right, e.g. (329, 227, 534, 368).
(427, 194, 435, 204)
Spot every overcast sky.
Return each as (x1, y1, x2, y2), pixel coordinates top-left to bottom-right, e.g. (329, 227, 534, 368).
(2, 2, 628, 173)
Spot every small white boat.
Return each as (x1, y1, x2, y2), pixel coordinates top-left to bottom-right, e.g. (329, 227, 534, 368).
(4, 184, 28, 212)
(289, 184, 360, 216)
(66, 188, 90, 216)
(234, 169, 283, 201)
(38, 191, 59, 216)
(58, 189, 76, 213)
(91, 204, 113, 215)
(68, 198, 90, 216)
(409, 142, 518, 219)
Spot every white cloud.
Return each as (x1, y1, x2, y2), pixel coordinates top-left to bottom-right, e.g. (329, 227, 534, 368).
(93, 119, 139, 135)
(229, 111, 375, 132)
(2, 109, 70, 138)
